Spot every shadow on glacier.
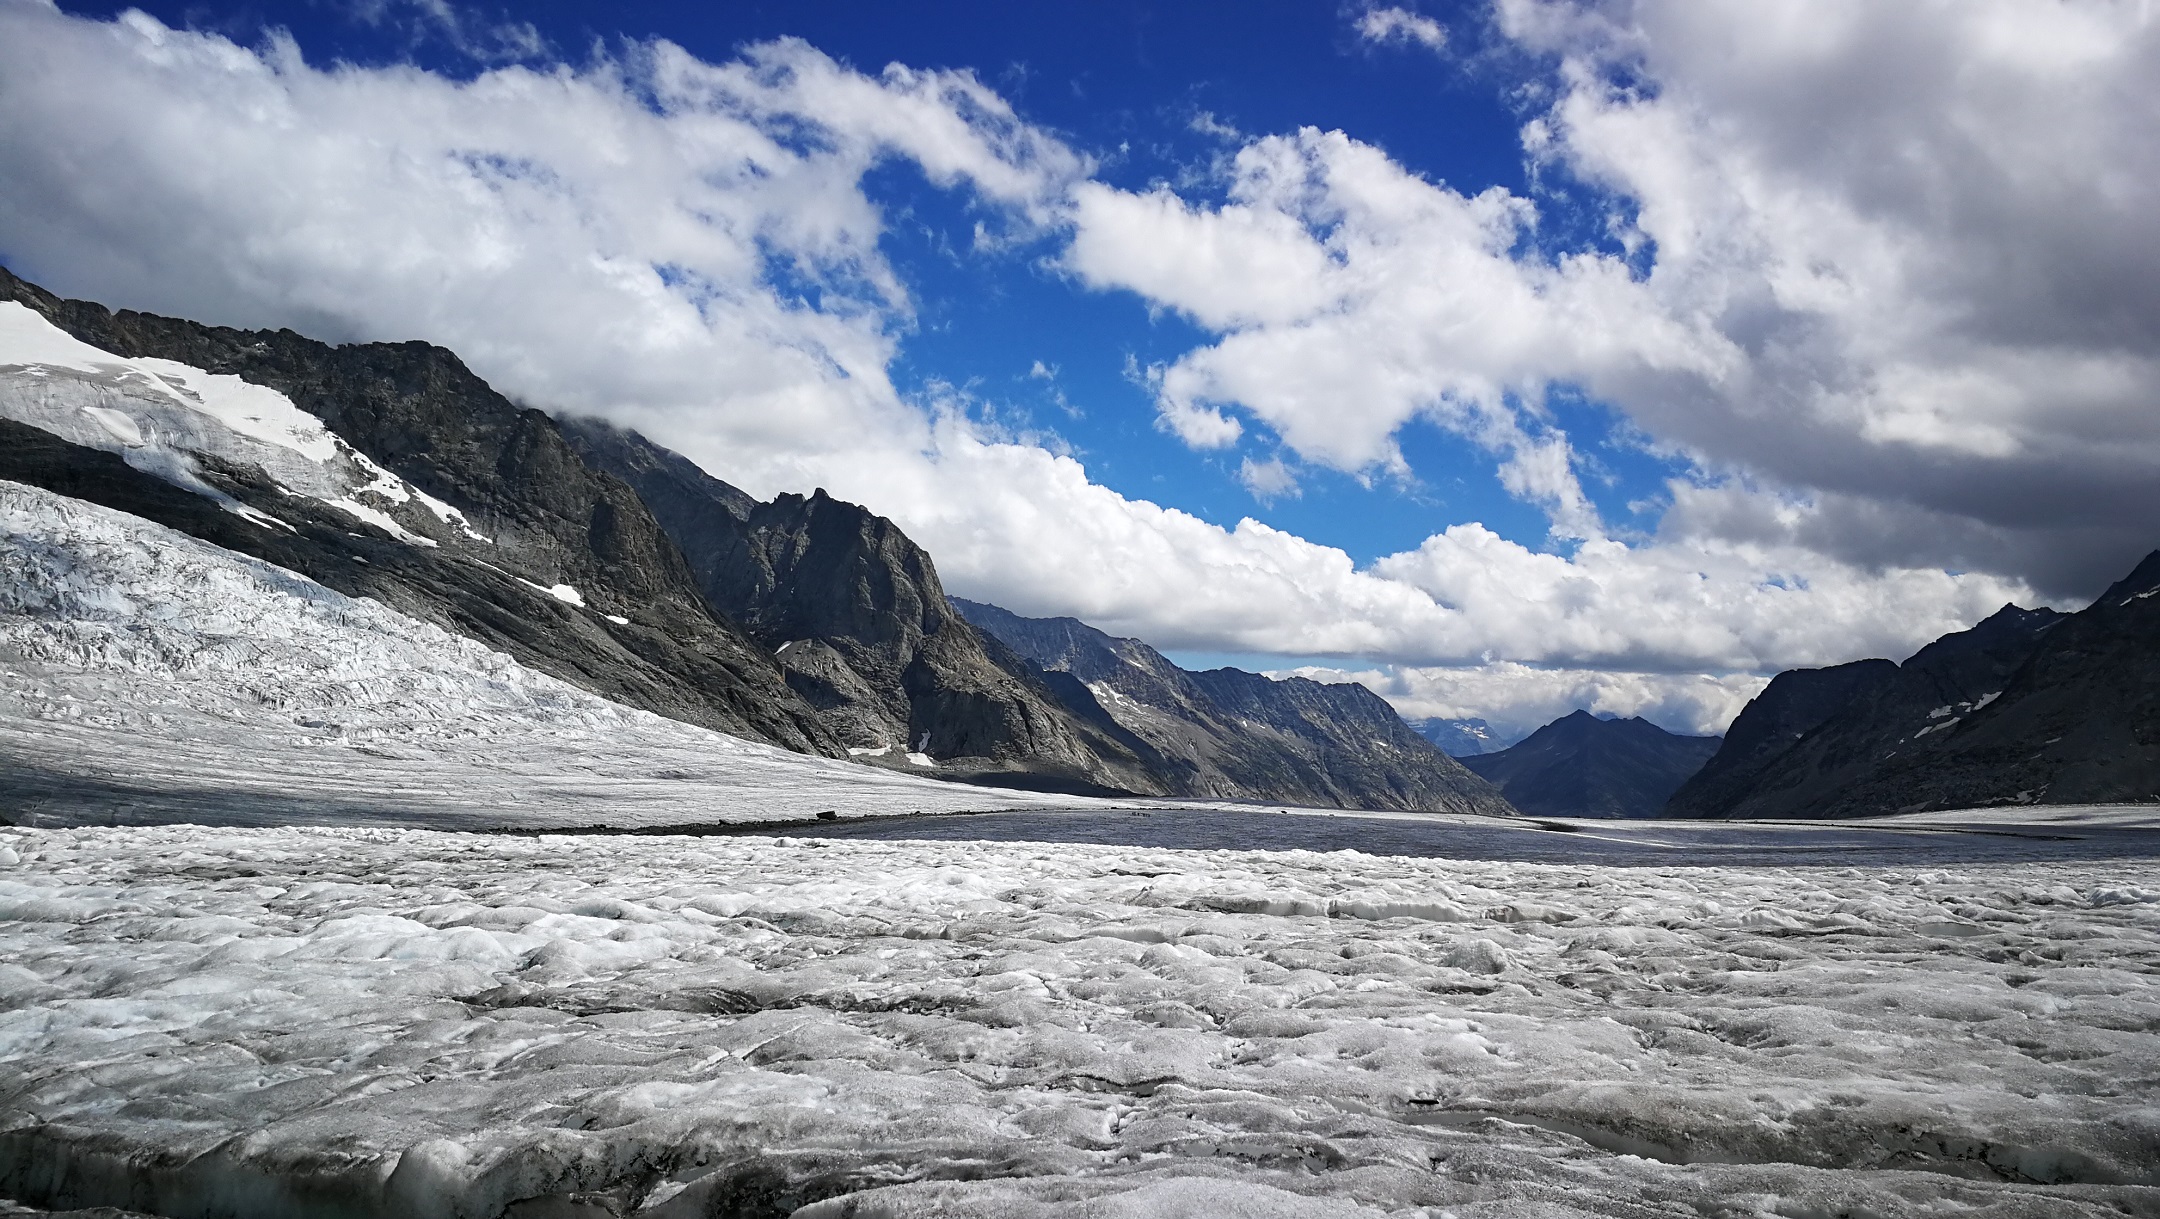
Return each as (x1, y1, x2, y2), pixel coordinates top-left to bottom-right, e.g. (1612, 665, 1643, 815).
(0, 762, 478, 830)
(764, 807, 2160, 867)
(13, 758, 2160, 868)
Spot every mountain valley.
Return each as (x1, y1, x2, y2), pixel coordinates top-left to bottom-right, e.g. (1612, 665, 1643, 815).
(4, 266, 2158, 827)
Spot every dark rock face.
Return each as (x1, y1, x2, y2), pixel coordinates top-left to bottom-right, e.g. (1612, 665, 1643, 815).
(1458, 711, 1722, 819)
(560, 418, 1166, 793)
(0, 268, 841, 755)
(955, 599, 1514, 815)
(1663, 595, 2127, 817)
(955, 601, 1217, 719)
(1663, 659, 1899, 819)
(1915, 555, 2160, 808)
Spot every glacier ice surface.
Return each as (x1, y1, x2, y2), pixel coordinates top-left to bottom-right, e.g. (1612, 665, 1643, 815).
(0, 303, 470, 549)
(0, 825, 2154, 1217)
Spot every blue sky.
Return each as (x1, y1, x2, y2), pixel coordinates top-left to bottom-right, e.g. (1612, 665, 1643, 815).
(9, 0, 2159, 736)
(57, 0, 1608, 569)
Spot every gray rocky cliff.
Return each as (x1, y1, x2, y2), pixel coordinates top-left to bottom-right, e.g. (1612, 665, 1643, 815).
(1664, 600, 2107, 817)
(1663, 659, 1898, 819)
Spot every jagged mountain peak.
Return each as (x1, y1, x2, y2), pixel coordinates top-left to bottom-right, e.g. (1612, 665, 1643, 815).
(2097, 550, 2160, 606)
(560, 418, 1167, 793)
(728, 485, 953, 644)
(1902, 602, 2063, 675)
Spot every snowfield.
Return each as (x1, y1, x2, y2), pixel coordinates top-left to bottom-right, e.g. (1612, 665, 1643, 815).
(0, 825, 2155, 1218)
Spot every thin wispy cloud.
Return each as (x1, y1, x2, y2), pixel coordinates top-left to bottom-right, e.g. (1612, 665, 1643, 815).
(343, 0, 550, 62)
(1237, 455, 1302, 503)
(1355, 5, 1448, 52)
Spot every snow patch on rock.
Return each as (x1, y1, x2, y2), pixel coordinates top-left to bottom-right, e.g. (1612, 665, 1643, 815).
(514, 578, 585, 607)
(0, 302, 483, 547)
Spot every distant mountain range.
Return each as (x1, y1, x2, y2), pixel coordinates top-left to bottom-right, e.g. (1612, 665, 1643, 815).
(1460, 548, 2160, 822)
(1458, 711, 1722, 819)
(953, 600, 1512, 814)
(0, 268, 1509, 814)
(1671, 569, 2159, 817)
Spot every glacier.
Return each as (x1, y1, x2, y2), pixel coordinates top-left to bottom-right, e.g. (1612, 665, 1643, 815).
(2, 481, 2159, 1216)
(0, 826, 2154, 1217)
(0, 480, 1101, 830)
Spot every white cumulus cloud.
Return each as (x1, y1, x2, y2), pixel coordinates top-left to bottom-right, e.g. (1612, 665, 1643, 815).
(1288, 662, 1764, 740)
(1499, 0, 2160, 595)
(1072, 0, 2160, 600)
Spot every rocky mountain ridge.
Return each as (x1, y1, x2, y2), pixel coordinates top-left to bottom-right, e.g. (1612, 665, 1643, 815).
(1669, 577, 2160, 817)
(953, 599, 1512, 815)
(0, 269, 1510, 809)
(1459, 711, 1722, 819)
(0, 269, 842, 754)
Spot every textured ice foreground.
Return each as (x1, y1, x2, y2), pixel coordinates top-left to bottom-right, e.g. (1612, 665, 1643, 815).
(0, 825, 2155, 1218)
(6, 441, 2160, 1218)
(0, 480, 1111, 829)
